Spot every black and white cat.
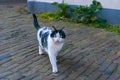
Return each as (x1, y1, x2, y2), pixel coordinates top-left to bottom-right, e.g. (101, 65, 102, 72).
(32, 14, 66, 73)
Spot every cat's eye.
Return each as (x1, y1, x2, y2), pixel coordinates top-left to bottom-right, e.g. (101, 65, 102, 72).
(60, 36, 63, 38)
(54, 35, 57, 37)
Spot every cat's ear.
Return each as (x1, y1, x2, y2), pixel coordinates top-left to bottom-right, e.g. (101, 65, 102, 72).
(51, 26, 56, 31)
(61, 26, 67, 33)
(61, 26, 65, 30)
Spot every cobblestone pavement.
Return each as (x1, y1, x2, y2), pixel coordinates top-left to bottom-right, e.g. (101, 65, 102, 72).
(0, 4, 120, 80)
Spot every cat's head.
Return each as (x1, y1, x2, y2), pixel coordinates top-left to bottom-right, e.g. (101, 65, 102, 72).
(50, 26, 66, 44)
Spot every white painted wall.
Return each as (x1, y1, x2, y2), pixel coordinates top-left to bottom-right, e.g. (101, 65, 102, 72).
(97, 0, 120, 10)
(28, 0, 120, 10)
(64, 0, 120, 10)
(28, 0, 62, 3)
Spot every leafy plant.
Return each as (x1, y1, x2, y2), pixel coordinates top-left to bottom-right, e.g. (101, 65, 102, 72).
(39, 2, 70, 20)
(39, 12, 56, 20)
(105, 25, 120, 34)
(72, 0, 105, 24)
(90, 0, 102, 13)
(90, 22, 120, 34)
(52, 2, 71, 19)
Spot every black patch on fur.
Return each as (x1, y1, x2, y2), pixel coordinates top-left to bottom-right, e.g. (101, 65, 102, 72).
(59, 30, 66, 38)
(39, 31, 42, 37)
(33, 14, 40, 30)
(41, 32, 49, 49)
(43, 27, 47, 30)
(51, 30, 66, 38)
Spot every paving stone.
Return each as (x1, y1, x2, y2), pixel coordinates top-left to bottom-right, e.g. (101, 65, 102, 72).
(55, 69, 72, 80)
(107, 72, 120, 80)
(44, 69, 52, 76)
(0, 58, 10, 66)
(7, 72, 25, 80)
(0, 64, 18, 74)
(65, 67, 86, 80)
(96, 54, 106, 65)
(41, 64, 50, 73)
(98, 74, 109, 80)
(66, 59, 94, 80)
(0, 78, 9, 80)
(22, 72, 40, 80)
(116, 65, 120, 73)
(1, 60, 17, 69)
(43, 77, 54, 80)
(98, 63, 118, 80)
(71, 61, 84, 71)
(11, 54, 39, 72)
(32, 73, 44, 80)
(89, 70, 102, 80)
(72, 55, 83, 65)
(110, 54, 120, 61)
(84, 58, 94, 67)
(76, 76, 88, 80)
(17, 51, 37, 64)
(55, 64, 71, 78)
(83, 65, 97, 76)
(104, 63, 118, 75)
(95, 39, 114, 53)
(0, 71, 12, 78)
(105, 48, 114, 53)
(99, 61, 112, 72)
(114, 58, 120, 64)
(27, 56, 44, 68)
(0, 53, 10, 61)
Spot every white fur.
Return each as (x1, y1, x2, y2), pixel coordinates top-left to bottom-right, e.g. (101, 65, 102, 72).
(37, 27, 64, 73)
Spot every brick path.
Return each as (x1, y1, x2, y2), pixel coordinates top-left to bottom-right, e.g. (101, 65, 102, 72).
(0, 4, 120, 80)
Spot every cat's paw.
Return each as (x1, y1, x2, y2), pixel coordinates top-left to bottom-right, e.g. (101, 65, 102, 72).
(52, 68, 58, 73)
(39, 46, 44, 55)
(39, 52, 44, 55)
(53, 70, 58, 73)
(39, 50, 44, 55)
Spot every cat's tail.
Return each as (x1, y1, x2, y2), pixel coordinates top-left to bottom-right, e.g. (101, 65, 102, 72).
(32, 14, 40, 30)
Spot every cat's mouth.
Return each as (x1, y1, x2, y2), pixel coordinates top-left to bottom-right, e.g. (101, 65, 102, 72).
(54, 40, 60, 44)
(54, 40, 64, 44)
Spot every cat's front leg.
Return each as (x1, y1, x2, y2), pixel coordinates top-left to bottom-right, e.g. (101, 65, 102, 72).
(48, 53, 58, 73)
(38, 46, 43, 55)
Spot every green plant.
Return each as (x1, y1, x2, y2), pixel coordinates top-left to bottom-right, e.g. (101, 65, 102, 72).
(39, 12, 56, 20)
(90, 22, 120, 34)
(90, 18, 107, 28)
(105, 25, 120, 34)
(39, 2, 70, 20)
(52, 2, 71, 19)
(72, 0, 105, 24)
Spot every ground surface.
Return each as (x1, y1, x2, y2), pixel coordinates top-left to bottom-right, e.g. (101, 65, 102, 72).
(0, 3, 120, 80)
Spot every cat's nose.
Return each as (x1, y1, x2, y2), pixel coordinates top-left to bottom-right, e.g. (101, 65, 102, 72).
(55, 38, 60, 42)
(56, 39, 59, 42)
(56, 37, 59, 40)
